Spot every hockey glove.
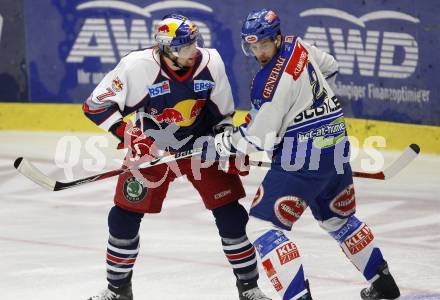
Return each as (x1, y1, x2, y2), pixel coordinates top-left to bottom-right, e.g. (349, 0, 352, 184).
(202, 126, 250, 176)
(213, 126, 236, 157)
(111, 121, 156, 160)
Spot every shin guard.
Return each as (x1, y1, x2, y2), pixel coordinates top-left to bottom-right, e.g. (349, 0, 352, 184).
(327, 216, 385, 282)
(254, 230, 308, 300)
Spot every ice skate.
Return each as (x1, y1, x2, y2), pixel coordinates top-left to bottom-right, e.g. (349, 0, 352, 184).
(87, 281, 133, 300)
(237, 280, 272, 300)
(360, 261, 400, 300)
(298, 279, 313, 300)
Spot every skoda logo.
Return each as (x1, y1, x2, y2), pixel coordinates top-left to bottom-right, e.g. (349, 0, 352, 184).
(123, 176, 147, 202)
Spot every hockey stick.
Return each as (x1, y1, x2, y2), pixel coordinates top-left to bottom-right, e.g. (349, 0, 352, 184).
(14, 144, 420, 191)
(13, 148, 203, 191)
(249, 143, 420, 180)
(352, 143, 420, 180)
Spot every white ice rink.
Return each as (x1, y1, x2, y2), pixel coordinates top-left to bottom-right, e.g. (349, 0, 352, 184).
(1, 132, 439, 300)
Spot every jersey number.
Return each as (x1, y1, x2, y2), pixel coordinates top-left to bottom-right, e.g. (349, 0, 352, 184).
(307, 62, 328, 108)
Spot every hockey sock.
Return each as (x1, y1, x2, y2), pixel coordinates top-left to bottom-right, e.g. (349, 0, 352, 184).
(326, 215, 385, 282)
(212, 202, 259, 283)
(107, 206, 143, 286)
(222, 235, 259, 282)
(254, 229, 308, 300)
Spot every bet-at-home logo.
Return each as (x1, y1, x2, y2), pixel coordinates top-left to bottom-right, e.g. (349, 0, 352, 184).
(300, 8, 420, 79)
(66, 0, 213, 64)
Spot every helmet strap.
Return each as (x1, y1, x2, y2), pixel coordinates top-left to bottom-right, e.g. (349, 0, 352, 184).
(162, 49, 189, 72)
(171, 56, 186, 70)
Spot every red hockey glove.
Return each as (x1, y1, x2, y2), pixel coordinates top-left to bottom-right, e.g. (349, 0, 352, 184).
(219, 154, 250, 176)
(112, 121, 156, 160)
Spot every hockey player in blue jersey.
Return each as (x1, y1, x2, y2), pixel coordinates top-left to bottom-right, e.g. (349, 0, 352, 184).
(209, 9, 401, 300)
(84, 14, 270, 300)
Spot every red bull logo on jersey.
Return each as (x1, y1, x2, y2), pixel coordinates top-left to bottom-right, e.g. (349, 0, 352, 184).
(154, 99, 205, 127)
(194, 80, 215, 92)
(148, 80, 171, 97)
(111, 77, 124, 92)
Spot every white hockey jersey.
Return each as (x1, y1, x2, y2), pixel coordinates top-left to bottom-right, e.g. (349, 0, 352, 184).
(231, 36, 345, 161)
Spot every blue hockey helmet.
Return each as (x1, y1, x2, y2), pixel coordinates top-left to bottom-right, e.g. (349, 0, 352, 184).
(241, 9, 281, 56)
(154, 14, 202, 57)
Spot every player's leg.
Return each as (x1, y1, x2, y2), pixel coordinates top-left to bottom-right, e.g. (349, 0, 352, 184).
(317, 163, 400, 300)
(186, 161, 270, 300)
(87, 166, 173, 300)
(246, 165, 317, 300)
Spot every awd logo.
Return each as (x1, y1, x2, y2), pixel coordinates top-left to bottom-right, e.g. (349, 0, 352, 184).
(300, 8, 420, 79)
(66, 0, 213, 64)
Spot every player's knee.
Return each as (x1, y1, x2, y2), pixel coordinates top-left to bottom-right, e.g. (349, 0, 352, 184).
(246, 216, 281, 244)
(319, 216, 348, 232)
(108, 205, 144, 239)
(320, 215, 362, 244)
(212, 201, 249, 238)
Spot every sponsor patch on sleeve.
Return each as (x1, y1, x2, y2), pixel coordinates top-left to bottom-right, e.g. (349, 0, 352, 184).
(285, 41, 309, 81)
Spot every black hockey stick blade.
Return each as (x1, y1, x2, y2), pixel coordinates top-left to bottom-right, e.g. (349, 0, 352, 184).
(53, 168, 126, 191)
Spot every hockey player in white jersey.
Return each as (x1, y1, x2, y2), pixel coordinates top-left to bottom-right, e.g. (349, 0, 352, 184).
(207, 9, 401, 300)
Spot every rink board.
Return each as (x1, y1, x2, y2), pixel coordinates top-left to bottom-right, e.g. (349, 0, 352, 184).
(0, 103, 439, 154)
